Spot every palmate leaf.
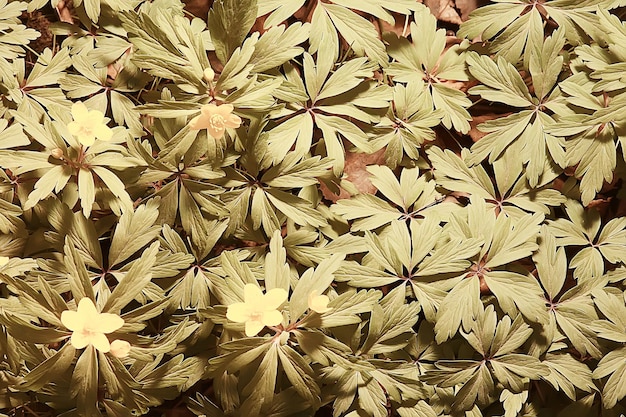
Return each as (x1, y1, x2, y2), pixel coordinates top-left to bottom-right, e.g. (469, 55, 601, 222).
(1, 49, 71, 120)
(336, 219, 481, 324)
(424, 307, 547, 411)
(60, 55, 146, 137)
(428, 146, 565, 219)
(531, 226, 603, 358)
(331, 165, 454, 231)
(373, 81, 443, 168)
(384, 5, 472, 133)
(465, 34, 568, 186)
(548, 70, 624, 206)
(268, 53, 388, 173)
(593, 346, 626, 408)
(121, 8, 209, 92)
(435, 197, 546, 342)
(208, 0, 257, 65)
(543, 353, 596, 401)
(0, 0, 40, 60)
(549, 199, 626, 280)
(458, 0, 611, 66)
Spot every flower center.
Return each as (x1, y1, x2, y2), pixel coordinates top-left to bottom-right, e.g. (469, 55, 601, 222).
(78, 125, 94, 137)
(248, 311, 263, 322)
(209, 114, 226, 130)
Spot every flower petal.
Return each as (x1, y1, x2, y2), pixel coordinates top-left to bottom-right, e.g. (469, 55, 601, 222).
(71, 102, 89, 122)
(61, 310, 84, 331)
(97, 313, 124, 333)
(78, 134, 96, 147)
(263, 288, 288, 310)
(244, 319, 265, 337)
(91, 332, 111, 352)
(225, 114, 242, 128)
(207, 125, 225, 139)
(308, 293, 331, 314)
(216, 104, 234, 116)
(67, 121, 81, 136)
(93, 124, 113, 142)
(189, 114, 210, 130)
(70, 331, 89, 349)
(261, 309, 283, 327)
(243, 284, 264, 304)
(200, 104, 218, 115)
(226, 302, 250, 323)
(76, 298, 99, 318)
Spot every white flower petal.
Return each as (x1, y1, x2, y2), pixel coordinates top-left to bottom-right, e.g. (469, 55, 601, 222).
(244, 319, 265, 337)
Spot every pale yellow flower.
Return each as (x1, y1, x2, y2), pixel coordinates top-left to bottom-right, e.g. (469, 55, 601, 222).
(0, 257, 8, 266)
(60, 298, 124, 353)
(226, 284, 287, 337)
(203, 67, 215, 82)
(109, 339, 131, 358)
(308, 291, 331, 314)
(188, 103, 242, 139)
(67, 102, 113, 147)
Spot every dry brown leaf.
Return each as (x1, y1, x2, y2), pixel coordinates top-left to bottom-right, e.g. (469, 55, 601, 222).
(468, 114, 502, 143)
(320, 148, 386, 202)
(455, 0, 482, 21)
(55, 0, 73, 24)
(424, 0, 462, 25)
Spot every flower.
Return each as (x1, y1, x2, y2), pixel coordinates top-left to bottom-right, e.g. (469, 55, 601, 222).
(203, 67, 215, 82)
(67, 102, 113, 147)
(109, 339, 131, 358)
(226, 284, 287, 337)
(188, 103, 241, 139)
(308, 291, 331, 314)
(60, 298, 124, 353)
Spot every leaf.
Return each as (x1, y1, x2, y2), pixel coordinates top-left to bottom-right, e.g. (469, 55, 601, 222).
(319, 3, 387, 66)
(543, 353, 596, 400)
(103, 242, 159, 313)
(108, 200, 161, 267)
(20, 344, 76, 391)
(70, 346, 99, 416)
(277, 345, 321, 407)
(263, 230, 290, 292)
(208, 0, 258, 64)
(593, 347, 626, 408)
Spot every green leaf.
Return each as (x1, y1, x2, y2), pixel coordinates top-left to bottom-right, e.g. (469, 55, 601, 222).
(108, 200, 161, 268)
(319, 3, 387, 66)
(593, 346, 626, 408)
(208, 0, 258, 64)
(103, 242, 159, 313)
(543, 353, 596, 400)
(70, 346, 99, 416)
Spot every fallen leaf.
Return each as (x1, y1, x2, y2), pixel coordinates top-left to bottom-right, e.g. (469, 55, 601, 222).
(55, 0, 73, 24)
(424, 0, 462, 25)
(320, 148, 386, 202)
(455, 0, 483, 21)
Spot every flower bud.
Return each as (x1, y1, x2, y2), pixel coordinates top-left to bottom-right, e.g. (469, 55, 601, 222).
(203, 67, 215, 83)
(110, 339, 131, 358)
(51, 148, 64, 159)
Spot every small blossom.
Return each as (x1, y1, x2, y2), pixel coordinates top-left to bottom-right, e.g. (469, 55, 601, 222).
(308, 291, 331, 314)
(203, 67, 215, 82)
(109, 339, 131, 358)
(188, 103, 241, 139)
(60, 298, 124, 353)
(67, 102, 113, 147)
(226, 284, 287, 337)
(50, 148, 64, 159)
